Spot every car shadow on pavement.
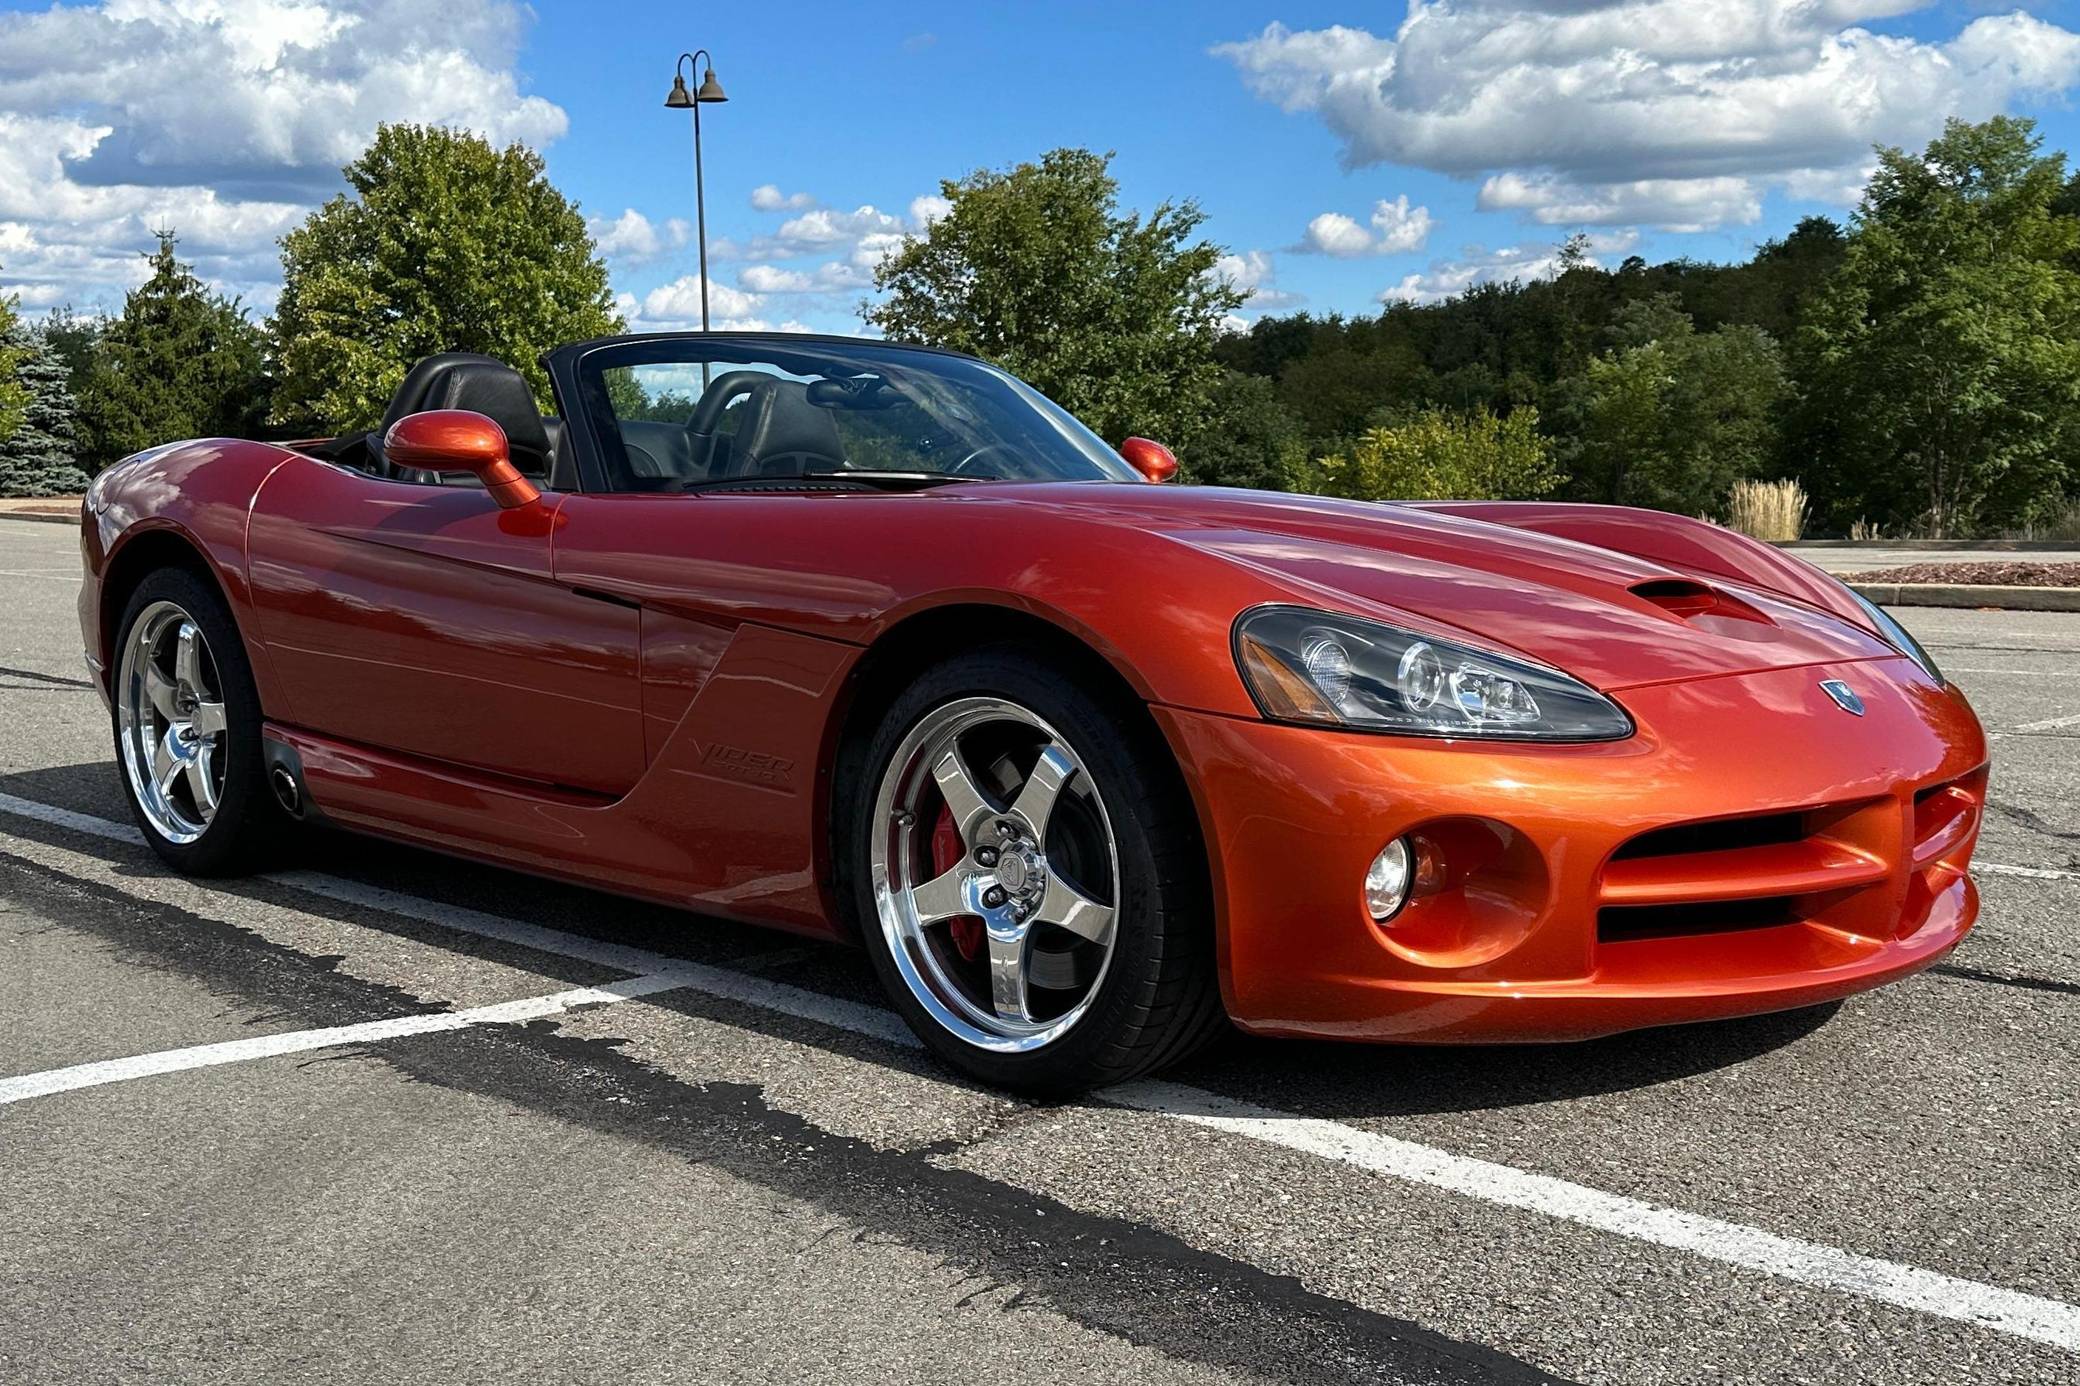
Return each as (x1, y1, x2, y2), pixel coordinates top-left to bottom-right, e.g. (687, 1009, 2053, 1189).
(2, 758, 1836, 1122)
(1170, 1004, 1839, 1120)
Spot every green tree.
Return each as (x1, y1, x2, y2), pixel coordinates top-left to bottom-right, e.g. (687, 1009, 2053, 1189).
(1793, 116, 2080, 535)
(73, 233, 269, 470)
(37, 306, 103, 392)
(1178, 371, 1306, 490)
(0, 326, 89, 497)
(272, 123, 620, 432)
(1306, 407, 1561, 503)
(0, 289, 26, 444)
(867, 148, 1243, 445)
(1564, 298, 1786, 515)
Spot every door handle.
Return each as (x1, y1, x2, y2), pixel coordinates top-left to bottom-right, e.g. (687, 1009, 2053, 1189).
(569, 585, 642, 610)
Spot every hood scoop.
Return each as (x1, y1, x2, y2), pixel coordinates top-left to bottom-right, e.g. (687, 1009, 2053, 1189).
(1630, 578, 1769, 625)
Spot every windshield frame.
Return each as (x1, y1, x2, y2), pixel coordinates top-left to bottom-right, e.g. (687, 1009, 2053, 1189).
(545, 332, 1141, 494)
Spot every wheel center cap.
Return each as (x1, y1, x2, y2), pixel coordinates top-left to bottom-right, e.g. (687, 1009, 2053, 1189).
(998, 853, 1029, 893)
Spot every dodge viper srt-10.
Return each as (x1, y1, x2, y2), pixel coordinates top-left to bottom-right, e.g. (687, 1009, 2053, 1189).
(78, 333, 1988, 1091)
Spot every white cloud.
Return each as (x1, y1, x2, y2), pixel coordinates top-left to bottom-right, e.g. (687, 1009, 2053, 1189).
(1383, 231, 1638, 305)
(588, 209, 691, 264)
(1212, 249, 1303, 312)
(1368, 195, 1433, 254)
(1297, 194, 1431, 255)
(1301, 212, 1373, 257)
(775, 205, 907, 249)
(1299, 196, 1433, 256)
(749, 183, 815, 212)
(1476, 173, 1761, 232)
(740, 261, 870, 294)
(611, 188, 946, 336)
(0, 0, 567, 311)
(639, 275, 762, 324)
(1218, 4, 2080, 231)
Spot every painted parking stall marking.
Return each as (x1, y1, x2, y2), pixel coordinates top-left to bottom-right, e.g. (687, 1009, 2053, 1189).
(1, 791, 2077, 1356)
(0, 973, 692, 1105)
(1110, 1082, 2080, 1354)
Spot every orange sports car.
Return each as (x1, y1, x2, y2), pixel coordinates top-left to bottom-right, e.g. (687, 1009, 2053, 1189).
(79, 333, 1987, 1091)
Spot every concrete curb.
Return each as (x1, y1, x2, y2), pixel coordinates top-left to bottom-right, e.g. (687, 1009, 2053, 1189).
(0, 509, 76, 526)
(1848, 582, 2080, 612)
(1781, 538, 2076, 551)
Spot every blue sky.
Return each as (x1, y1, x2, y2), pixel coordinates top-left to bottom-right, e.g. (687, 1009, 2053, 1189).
(6, 1, 2080, 333)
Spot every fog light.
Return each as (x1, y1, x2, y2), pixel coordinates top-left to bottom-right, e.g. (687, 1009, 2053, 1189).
(1365, 837, 1413, 922)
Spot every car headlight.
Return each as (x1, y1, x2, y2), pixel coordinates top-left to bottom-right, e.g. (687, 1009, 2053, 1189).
(1845, 588, 1944, 685)
(1233, 606, 1634, 742)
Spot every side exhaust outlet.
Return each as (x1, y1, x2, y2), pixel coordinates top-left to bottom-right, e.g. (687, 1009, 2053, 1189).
(270, 764, 303, 818)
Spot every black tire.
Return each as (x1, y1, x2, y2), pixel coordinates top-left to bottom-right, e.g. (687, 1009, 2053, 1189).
(837, 645, 1226, 1093)
(111, 567, 284, 876)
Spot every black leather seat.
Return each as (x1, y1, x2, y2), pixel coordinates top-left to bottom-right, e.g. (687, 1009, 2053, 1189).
(729, 379, 845, 476)
(377, 353, 554, 483)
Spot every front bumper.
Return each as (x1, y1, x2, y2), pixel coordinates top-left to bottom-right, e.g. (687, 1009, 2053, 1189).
(1156, 657, 1986, 1043)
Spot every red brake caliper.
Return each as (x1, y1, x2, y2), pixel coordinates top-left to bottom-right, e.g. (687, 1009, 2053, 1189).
(931, 803, 985, 961)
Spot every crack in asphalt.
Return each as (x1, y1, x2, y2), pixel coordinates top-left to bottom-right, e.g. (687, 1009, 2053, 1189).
(1930, 963, 2080, 998)
(0, 665, 94, 690)
(0, 848, 1579, 1386)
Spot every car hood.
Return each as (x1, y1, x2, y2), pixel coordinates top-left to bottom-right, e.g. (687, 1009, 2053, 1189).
(964, 484, 1891, 691)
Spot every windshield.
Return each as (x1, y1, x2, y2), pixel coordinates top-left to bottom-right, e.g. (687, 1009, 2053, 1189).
(571, 337, 1140, 491)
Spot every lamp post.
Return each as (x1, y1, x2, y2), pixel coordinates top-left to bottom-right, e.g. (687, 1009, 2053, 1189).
(664, 50, 728, 344)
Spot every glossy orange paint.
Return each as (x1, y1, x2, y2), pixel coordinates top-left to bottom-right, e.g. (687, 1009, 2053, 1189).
(1118, 436, 1179, 483)
(79, 435, 1989, 1041)
(1158, 655, 1982, 1040)
(383, 409, 542, 509)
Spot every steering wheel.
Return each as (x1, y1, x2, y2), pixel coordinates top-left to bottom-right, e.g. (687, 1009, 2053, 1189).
(947, 442, 1020, 478)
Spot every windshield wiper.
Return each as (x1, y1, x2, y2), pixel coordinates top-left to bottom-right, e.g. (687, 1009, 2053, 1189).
(793, 470, 981, 489)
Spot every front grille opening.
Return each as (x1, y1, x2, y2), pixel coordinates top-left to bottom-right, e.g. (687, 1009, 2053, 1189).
(1611, 810, 1808, 861)
(1599, 897, 1800, 943)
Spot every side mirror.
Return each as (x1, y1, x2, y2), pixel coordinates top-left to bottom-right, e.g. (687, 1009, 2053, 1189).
(382, 409, 541, 510)
(1119, 436, 1179, 484)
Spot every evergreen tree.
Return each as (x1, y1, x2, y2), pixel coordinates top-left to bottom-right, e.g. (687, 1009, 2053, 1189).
(74, 233, 269, 471)
(0, 326, 89, 497)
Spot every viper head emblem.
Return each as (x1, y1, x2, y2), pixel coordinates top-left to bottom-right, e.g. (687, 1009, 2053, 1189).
(1820, 679, 1865, 716)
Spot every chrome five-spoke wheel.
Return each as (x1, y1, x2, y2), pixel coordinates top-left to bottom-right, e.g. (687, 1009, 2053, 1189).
(117, 600, 228, 845)
(869, 697, 1121, 1052)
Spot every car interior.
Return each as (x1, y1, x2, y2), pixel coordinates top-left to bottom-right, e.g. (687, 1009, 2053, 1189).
(312, 351, 882, 492)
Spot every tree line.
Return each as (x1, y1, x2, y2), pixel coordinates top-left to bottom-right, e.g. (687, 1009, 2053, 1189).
(1189, 117, 2080, 538)
(3, 116, 2077, 538)
(0, 124, 618, 497)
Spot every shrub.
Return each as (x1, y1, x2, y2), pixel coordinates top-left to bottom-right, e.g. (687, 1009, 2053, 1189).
(1306, 406, 1562, 503)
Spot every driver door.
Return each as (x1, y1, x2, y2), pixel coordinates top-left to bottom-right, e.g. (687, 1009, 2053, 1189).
(245, 457, 647, 796)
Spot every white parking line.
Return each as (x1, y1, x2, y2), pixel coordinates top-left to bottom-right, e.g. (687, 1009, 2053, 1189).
(2014, 712, 2080, 733)
(0, 791, 2076, 1352)
(0, 973, 692, 1106)
(1977, 862, 2080, 882)
(1112, 1082, 2080, 1354)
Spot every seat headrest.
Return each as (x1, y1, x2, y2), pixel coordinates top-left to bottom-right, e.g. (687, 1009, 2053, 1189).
(381, 353, 552, 477)
(732, 379, 844, 476)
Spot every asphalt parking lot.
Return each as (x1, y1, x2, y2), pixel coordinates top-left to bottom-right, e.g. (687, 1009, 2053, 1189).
(1, 516, 2075, 1385)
